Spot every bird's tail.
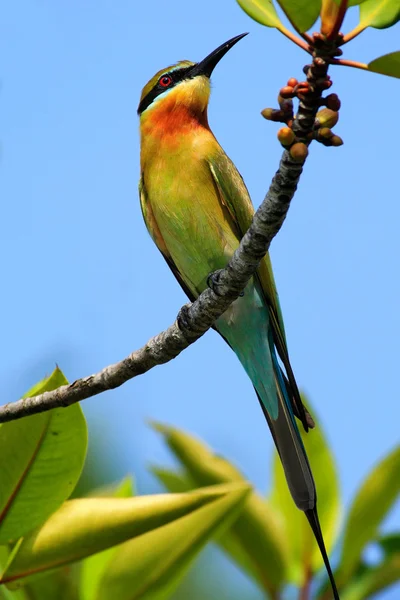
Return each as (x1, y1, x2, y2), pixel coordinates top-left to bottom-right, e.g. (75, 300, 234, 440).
(255, 347, 340, 600)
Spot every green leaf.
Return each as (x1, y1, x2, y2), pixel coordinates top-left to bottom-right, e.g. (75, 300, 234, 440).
(277, 0, 320, 32)
(368, 52, 400, 79)
(339, 554, 400, 600)
(152, 423, 288, 596)
(0, 548, 27, 600)
(0, 368, 87, 544)
(338, 445, 400, 584)
(150, 468, 193, 494)
(85, 475, 135, 499)
(269, 396, 340, 584)
(151, 466, 260, 588)
(236, 0, 284, 28)
(333, 0, 369, 6)
(378, 532, 400, 556)
(20, 368, 66, 398)
(0, 483, 250, 587)
(80, 476, 135, 600)
(0, 582, 26, 600)
(20, 566, 80, 600)
(359, 0, 400, 29)
(95, 483, 250, 600)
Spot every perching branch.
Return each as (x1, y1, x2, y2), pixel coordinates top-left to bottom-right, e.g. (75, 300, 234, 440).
(0, 42, 335, 424)
(0, 152, 301, 424)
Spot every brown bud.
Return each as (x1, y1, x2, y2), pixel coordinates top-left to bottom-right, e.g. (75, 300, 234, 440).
(303, 64, 312, 75)
(297, 81, 310, 90)
(277, 127, 295, 146)
(261, 108, 274, 120)
(290, 142, 309, 162)
(287, 77, 298, 88)
(319, 127, 333, 139)
(295, 81, 311, 97)
(331, 134, 343, 146)
(279, 97, 294, 113)
(325, 93, 341, 111)
(279, 86, 295, 99)
(312, 35, 323, 48)
(314, 57, 326, 67)
(335, 33, 345, 46)
(261, 108, 287, 123)
(316, 108, 339, 129)
(320, 79, 333, 90)
(296, 88, 310, 97)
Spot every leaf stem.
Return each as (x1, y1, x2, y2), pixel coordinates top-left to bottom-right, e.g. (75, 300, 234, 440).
(276, 2, 315, 44)
(302, 32, 314, 45)
(330, 58, 369, 71)
(343, 23, 367, 43)
(327, 0, 348, 40)
(278, 25, 311, 53)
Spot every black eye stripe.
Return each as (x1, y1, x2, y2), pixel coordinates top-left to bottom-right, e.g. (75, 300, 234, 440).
(137, 67, 194, 115)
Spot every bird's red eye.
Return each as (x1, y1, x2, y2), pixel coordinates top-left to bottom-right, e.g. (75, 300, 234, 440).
(159, 75, 172, 87)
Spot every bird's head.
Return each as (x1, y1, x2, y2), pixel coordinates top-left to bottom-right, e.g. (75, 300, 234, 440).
(137, 33, 247, 120)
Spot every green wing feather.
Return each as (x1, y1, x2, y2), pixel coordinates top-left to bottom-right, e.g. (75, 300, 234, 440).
(139, 176, 196, 302)
(207, 154, 310, 430)
(140, 163, 308, 429)
(207, 155, 287, 345)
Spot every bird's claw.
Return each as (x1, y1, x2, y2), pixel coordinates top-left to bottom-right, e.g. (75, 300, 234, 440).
(207, 270, 225, 296)
(177, 304, 192, 331)
(207, 269, 244, 297)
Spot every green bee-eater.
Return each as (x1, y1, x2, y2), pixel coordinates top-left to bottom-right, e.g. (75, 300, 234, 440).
(138, 34, 339, 598)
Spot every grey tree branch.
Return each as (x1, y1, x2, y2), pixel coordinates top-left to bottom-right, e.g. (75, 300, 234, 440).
(0, 152, 301, 424)
(0, 48, 332, 424)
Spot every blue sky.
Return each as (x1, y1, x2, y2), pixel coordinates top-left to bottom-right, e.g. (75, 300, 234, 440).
(1, 1, 399, 599)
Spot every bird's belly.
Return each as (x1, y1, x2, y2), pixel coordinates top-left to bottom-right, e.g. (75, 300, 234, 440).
(148, 162, 239, 295)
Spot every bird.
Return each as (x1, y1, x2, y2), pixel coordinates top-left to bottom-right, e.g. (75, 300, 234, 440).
(138, 33, 339, 599)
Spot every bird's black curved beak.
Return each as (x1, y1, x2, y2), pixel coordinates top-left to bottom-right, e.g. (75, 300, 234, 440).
(188, 33, 248, 79)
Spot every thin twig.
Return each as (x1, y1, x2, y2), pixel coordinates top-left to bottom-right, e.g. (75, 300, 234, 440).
(0, 152, 302, 423)
(343, 23, 366, 44)
(278, 25, 312, 53)
(330, 57, 369, 72)
(0, 47, 333, 424)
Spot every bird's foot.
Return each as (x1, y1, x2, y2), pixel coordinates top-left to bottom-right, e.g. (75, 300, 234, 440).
(177, 304, 192, 332)
(206, 270, 225, 296)
(207, 270, 244, 297)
